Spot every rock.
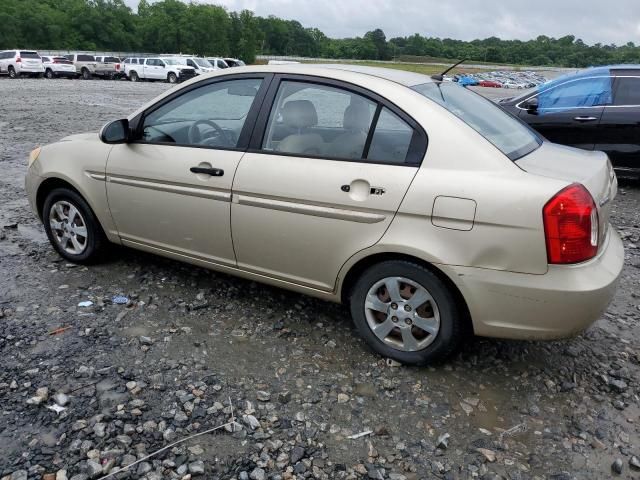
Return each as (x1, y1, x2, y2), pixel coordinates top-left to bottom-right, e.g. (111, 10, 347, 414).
(256, 391, 271, 401)
(93, 422, 106, 437)
(612, 458, 623, 474)
(137, 462, 152, 475)
(630, 456, 640, 470)
(290, 446, 305, 464)
(26, 386, 49, 405)
(9, 471, 27, 480)
(388, 474, 407, 480)
(609, 379, 628, 392)
(53, 392, 70, 406)
(139, 336, 153, 345)
(85, 459, 103, 479)
(188, 461, 205, 475)
(337, 393, 350, 403)
(56, 470, 68, 480)
(476, 448, 496, 462)
(249, 468, 266, 480)
(437, 432, 450, 449)
(188, 445, 204, 456)
(243, 414, 260, 430)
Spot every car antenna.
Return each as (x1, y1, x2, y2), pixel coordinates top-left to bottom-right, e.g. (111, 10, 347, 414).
(431, 58, 467, 81)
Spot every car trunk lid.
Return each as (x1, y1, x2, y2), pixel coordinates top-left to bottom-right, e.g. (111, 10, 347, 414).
(516, 142, 617, 251)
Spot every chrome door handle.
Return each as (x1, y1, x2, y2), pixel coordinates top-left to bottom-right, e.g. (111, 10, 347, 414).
(573, 116, 598, 122)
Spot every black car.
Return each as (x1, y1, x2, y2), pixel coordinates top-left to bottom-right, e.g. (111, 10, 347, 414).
(499, 65, 640, 177)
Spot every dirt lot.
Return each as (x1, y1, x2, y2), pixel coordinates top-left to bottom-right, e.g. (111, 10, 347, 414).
(0, 78, 639, 480)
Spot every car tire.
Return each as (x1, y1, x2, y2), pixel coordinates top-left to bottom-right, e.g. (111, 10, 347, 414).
(129, 71, 138, 82)
(167, 72, 177, 84)
(349, 260, 464, 365)
(81, 68, 91, 80)
(42, 188, 108, 264)
(45, 69, 54, 79)
(8, 66, 16, 79)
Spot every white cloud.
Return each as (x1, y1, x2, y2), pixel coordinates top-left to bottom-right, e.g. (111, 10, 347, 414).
(124, 0, 640, 45)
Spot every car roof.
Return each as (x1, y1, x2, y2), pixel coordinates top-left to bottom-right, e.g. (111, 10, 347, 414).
(235, 64, 434, 87)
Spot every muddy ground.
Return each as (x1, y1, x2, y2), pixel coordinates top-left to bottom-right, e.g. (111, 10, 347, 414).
(0, 78, 639, 480)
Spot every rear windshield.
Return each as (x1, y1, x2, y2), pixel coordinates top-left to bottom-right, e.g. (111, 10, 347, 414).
(20, 51, 40, 59)
(412, 82, 541, 160)
(77, 54, 95, 62)
(53, 57, 72, 64)
(103, 56, 120, 63)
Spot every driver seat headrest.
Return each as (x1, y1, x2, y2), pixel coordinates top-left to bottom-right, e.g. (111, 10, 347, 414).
(281, 100, 318, 129)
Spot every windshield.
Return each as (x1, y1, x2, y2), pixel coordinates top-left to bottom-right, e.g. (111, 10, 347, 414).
(412, 82, 541, 160)
(194, 58, 212, 68)
(163, 59, 179, 65)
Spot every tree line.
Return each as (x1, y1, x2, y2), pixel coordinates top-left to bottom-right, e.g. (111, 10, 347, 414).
(1, 0, 639, 67)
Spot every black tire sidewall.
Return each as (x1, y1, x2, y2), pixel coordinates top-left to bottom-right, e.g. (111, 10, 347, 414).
(45, 69, 53, 79)
(349, 261, 462, 365)
(168, 73, 177, 83)
(8, 67, 16, 78)
(82, 68, 90, 80)
(42, 188, 104, 264)
(130, 72, 138, 82)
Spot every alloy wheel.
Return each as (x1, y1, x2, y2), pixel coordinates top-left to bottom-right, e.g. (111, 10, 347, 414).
(48, 200, 88, 255)
(364, 276, 440, 352)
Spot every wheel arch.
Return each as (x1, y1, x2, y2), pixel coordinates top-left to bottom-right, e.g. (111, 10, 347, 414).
(36, 177, 86, 220)
(339, 251, 474, 335)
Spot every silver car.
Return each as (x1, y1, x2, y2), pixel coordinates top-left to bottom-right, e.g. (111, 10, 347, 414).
(25, 65, 624, 364)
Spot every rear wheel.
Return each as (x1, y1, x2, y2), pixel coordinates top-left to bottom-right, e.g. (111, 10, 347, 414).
(8, 66, 16, 79)
(42, 188, 108, 264)
(167, 72, 177, 84)
(45, 69, 54, 79)
(129, 71, 139, 82)
(81, 68, 91, 80)
(349, 261, 464, 365)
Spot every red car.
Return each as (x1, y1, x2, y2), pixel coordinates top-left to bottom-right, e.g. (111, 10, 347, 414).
(479, 80, 502, 88)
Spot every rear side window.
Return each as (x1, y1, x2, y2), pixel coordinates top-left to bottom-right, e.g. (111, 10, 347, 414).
(77, 55, 95, 62)
(367, 108, 413, 164)
(217, 60, 228, 69)
(20, 51, 40, 59)
(536, 77, 613, 110)
(613, 77, 640, 106)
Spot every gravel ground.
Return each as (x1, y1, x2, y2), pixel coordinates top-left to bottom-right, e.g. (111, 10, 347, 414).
(0, 78, 639, 480)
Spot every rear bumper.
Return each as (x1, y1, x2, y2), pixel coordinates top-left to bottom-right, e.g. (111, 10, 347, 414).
(445, 225, 624, 340)
(19, 66, 45, 74)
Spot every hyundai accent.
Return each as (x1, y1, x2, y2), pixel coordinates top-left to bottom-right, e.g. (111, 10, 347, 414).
(25, 64, 624, 364)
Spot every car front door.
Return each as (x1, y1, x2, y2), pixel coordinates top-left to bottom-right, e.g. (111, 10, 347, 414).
(145, 59, 161, 80)
(106, 75, 269, 266)
(518, 76, 613, 150)
(598, 74, 640, 174)
(230, 77, 426, 291)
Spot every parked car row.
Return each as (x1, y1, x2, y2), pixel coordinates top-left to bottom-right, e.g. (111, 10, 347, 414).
(449, 70, 549, 89)
(0, 50, 246, 81)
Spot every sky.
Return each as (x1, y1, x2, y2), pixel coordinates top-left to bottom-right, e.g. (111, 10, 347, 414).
(125, 0, 640, 46)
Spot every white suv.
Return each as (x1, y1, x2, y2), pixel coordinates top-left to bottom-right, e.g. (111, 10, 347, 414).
(41, 56, 77, 79)
(0, 50, 45, 78)
(165, 56, 216, 75)
(123, 57, 196, 83)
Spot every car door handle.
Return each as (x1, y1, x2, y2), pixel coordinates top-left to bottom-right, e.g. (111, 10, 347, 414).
(190, 166, 224, 176)
(573, 116, 598, 122)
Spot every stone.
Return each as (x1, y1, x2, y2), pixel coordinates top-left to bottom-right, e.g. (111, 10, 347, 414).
(250, 468, 266, 480)
(256, 391, 271, 401)
(630, 456, 640, 470)
(139, 336, 153, 345)
(9, 471, 27, 480)
(53, 392, 70, 406)
(85, 459, 103, 479)
(337, 393, 350, 404)
(612, 459, 623, 474)
(56, 470, 68, 480)
(437, 432, 450, 449)
(188, 461, 205, 475)
(290, 446, 305, 464)
(243, 414, 260, 430)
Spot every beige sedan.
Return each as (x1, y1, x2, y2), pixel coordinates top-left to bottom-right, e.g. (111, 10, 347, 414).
(25, 64, 624, 364)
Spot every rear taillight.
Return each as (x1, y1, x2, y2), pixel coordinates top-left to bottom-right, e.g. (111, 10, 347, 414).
(543, 183, 598, 264)
(16, 57, 21, 63)
(116, 64, 121, 70)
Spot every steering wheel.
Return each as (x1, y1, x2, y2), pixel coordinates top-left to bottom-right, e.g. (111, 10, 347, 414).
(188, 119, 233, 146)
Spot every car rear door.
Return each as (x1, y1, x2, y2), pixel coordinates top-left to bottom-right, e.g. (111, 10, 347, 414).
(598, 73, 640, 173)
(230, 76, 427, 291)
(518, 76, 613, 150)
(105, 75, 270, 266)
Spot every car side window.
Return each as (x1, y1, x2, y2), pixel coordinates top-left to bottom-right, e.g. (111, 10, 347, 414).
(613, 77, 640, 106)
(141, 78, 263, 149)
(367, 108, 414, 164)
(537, 77, 613, 111)
(262, 80, 377, 160)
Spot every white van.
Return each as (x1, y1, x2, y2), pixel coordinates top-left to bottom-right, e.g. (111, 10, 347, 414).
(0, 50, 45, 78)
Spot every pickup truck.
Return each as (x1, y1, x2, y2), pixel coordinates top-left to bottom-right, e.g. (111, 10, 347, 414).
(95, 56, 123, 79)
(64, 54, 120, 80)
(123, 57, 196, 83)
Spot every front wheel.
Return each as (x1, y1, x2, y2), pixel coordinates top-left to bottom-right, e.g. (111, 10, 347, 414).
(42, 188, 108, 264)
(81, 68, 91, 80)
(349, 261, 464, 365)
(129, 71, 138, 82)
(167, 72, 177, 84)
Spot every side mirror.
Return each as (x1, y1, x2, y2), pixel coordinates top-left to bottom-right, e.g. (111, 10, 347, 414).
(522, 96, 539, 113)
(100, 119, 130, 144)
